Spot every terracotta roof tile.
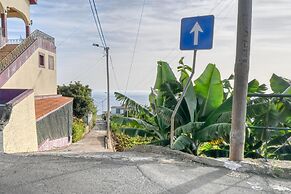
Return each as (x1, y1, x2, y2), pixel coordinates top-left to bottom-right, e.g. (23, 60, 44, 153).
(35, 96, 73, 120)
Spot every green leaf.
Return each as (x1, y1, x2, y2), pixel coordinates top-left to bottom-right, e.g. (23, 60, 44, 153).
(179, 68, 197, 122)
(252, 141, 263, 150)
(154, 61, 177, 90)
(270, 74, 291, 94)
(175, 122, 205, 136)
(204, 97, 232, 126)
(112, 116, 156, 131)
(248, 79, 267, 94)
(277, 154, 291, 160)
(156, 106, 184, 129)
(114, 92, 153, 117)
(247, 98, 269, 118)
(202, 149, 229, 158)
(120, 128, 152, 137)
(159, 81, 183, 109)
(194, 64, 224, 117)
(271, 145, 291, 155)
(245, 152, 263, 159)
(196, 123, 231, 142)
(268, 132, 291, 146)
(150, 139, 170, 146)
(172, 135, 193, 151)
(283, 86, 291, 95)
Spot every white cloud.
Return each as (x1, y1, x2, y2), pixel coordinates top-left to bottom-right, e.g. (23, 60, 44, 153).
(21, 0, 291, 91)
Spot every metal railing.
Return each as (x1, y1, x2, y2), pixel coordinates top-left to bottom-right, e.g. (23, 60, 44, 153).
(7, 38, 24, 44)
(247, 93, 291, 160)
(0, 30, 55, 73)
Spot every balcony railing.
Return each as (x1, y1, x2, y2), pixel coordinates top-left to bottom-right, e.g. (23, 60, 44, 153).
(7, 38, 24, 44)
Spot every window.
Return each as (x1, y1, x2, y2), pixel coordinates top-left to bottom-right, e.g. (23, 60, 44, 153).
(48, 55, 55, 70)
(39, 52, 45, 68)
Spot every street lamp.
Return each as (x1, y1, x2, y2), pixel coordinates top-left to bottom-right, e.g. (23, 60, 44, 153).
(93, 43, 110, 148)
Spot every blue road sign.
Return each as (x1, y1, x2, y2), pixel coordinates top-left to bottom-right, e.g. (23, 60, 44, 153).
(180, 15, 214, 50)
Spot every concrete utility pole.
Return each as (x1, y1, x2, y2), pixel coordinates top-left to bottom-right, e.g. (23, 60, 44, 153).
(105, 47, 110, 141)
(230, 0, 252, 161)
(93, 44, 111, 149)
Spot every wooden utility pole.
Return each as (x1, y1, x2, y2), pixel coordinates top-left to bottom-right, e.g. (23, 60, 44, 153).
(230, 0, 252, 161)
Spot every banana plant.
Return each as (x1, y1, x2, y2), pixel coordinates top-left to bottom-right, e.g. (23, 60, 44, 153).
(112, 58, 291, 160)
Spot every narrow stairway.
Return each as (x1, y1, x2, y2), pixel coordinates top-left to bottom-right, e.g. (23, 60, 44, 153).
(0, 44, 18, 60)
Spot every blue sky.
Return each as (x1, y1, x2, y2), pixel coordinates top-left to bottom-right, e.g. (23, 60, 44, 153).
(8, 0, 291, 92)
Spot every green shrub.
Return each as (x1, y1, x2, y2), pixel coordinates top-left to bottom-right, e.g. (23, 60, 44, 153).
(72, 118, 86, 143)
(58, 81, 97, 119)
(113, 132, 152, 152)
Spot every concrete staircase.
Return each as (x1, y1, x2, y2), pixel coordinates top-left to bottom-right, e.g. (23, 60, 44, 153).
(0, 44, 18, 61)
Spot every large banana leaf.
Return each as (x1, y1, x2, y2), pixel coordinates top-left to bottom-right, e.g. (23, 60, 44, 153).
(159, 81, 189, 121)
(154, 61, 177, 90)
(120, 128, 152, 137)
(114, 92, 153, 117)
(172, 135, 194, 152)
(159, 81, 182, 109)
(204, 97, 232, 126)
(270, 74, 291, 93)
(112, 116, 156, 130)
(247, 98, 270, 119)
(196, 123, 231, 142)
(248, 79, 267, 94)
(268, 132, 291, 146)
(175, 122, 205, 136)
(156, 106, 185, 129)
(114, 116, 165, 140)
(149, 88, 157, 111)
(194, 64, 224, 118)
(283, 86, 291, 95)
(179, 68, 197, 122)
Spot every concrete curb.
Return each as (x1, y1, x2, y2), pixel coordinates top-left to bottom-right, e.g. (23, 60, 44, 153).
(131, 145, 291, 179)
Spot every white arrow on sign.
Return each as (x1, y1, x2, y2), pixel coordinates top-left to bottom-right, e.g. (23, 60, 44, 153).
(190, 22, 203, 46)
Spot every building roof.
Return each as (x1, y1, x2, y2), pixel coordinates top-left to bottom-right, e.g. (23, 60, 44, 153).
(35, 96, 73, 120)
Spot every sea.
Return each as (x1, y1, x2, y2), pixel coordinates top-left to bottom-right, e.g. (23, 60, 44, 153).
(93, 91, 150, 114)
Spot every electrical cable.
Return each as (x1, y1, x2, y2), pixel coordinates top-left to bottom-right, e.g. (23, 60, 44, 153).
(124, 0, 146, 93)
(109, 55, 121, 91)
(89, 0, 105, 47)
(92, 0, 107, 47)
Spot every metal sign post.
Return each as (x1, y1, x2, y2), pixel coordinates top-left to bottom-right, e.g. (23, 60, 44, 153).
(171, 15, 215, 147)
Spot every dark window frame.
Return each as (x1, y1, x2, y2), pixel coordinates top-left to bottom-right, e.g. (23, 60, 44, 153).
(39, 52, 45, 68)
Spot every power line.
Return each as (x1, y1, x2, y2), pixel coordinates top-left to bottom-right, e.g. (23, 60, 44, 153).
(109, 55, 121, 91)
(208, 0, 225, 14)
(89, 0, 105, 47)
(70, 55, 105, 83)
(215, 0, 234, 17)
(124, 0, 146, 93)
(92, 0, 107, 47)
(132, 0, 221, 89)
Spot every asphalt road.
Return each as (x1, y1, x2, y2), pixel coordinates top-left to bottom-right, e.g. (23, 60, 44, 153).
(0, 152, 291, 194)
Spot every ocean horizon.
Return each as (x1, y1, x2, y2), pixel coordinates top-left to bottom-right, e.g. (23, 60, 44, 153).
(93, 91, 150, 114)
